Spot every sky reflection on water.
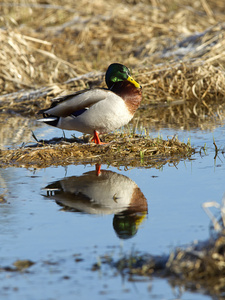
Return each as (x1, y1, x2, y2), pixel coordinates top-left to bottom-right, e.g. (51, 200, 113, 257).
(0, 123, 225, 300)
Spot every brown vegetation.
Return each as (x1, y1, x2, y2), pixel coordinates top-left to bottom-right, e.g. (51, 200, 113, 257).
(0, 133, 194, 168)
(113, 231, 225, 296)
(0, 0, 225, 130)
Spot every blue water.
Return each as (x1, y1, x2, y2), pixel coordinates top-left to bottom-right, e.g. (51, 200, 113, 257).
(0, 123, 225, 300)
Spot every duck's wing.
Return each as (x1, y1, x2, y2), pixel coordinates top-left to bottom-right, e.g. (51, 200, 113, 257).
(39, 88, 110, 118)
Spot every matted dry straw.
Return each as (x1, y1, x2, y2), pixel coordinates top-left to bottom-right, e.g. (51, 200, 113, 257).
(0, 0, 225, 161)
(0, 0, 225, 131)
(0, 133, 194, 169)
(1, 0, 225, 90)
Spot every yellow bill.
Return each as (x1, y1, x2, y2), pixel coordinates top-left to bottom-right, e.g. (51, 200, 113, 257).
(127, 75, 142, 89)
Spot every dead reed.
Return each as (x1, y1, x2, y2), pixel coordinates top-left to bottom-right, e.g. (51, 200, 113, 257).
(0, 133, 194, 168)
(0, 0, 225, 131)
(0, 0, 225, 163)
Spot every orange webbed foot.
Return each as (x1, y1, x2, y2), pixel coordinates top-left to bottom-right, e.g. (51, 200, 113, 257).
(91, 130, 106, 145)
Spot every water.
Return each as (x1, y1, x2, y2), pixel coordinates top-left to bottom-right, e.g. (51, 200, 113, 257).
(0, 121, 225, 300)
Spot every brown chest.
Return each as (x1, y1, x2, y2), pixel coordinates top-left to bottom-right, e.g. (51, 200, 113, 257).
(112, 81, 142, 115)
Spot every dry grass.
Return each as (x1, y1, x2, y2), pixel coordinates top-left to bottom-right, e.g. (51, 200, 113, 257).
(0, 133, 194, 168)
(0, 0, 225, 165)
(113, 231, 225, 296)
(134, 62, 225, 130)
(0, 0, 225, 131)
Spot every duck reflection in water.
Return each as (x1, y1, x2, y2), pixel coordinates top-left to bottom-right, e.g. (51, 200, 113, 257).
(43, 164, 148, 239)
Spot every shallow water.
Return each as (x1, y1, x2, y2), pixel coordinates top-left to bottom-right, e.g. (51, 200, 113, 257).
(0, 121, 225, 300)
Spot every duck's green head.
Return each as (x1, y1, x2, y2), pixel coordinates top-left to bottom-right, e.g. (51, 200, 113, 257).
(105, 63, 141, 90)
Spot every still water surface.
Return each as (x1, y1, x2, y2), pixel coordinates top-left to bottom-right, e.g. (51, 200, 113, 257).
(0, 123, 225, 300)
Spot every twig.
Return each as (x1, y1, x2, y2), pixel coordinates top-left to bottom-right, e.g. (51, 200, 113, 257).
(213, 137, 218, 159)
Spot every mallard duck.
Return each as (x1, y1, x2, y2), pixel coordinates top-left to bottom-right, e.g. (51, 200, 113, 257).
(38, 63, 142, 144)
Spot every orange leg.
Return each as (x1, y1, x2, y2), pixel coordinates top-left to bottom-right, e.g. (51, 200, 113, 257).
(95, 163, 101, 176)
(92, 130, 103, 145)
